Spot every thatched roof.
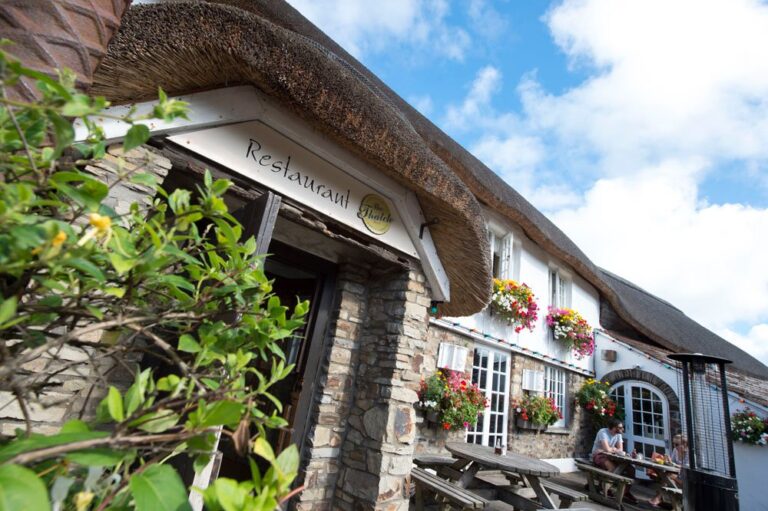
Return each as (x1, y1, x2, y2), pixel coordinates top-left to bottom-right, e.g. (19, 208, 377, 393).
(600, 270, 768, 379)
(88, 1, 491, 317)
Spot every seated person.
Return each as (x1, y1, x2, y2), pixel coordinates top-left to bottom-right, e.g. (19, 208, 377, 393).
(591, 418, 640, 504)
(648, 434, 688, 508)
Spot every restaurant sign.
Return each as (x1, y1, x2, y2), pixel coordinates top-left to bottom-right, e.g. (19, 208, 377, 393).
(168, 121, 418, 257)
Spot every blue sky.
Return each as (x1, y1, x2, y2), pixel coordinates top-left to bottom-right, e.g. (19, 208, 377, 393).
(287, 0, 768, 364)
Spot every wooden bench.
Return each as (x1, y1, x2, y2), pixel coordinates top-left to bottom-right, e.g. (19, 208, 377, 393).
(411, 467, 489, 510)
(662, 486, 683, 511)
(575, 460, 633, 510)
(540, 480, 589, 509)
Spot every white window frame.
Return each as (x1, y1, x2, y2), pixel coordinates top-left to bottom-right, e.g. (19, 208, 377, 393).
(487, 227, 514, 280)
(544, 366, 567, 428)
(548, 267, 572, 309)
(466, 345, 511, 447)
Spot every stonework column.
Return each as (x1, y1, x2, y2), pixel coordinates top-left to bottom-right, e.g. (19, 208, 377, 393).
(333, 268, 431, 511)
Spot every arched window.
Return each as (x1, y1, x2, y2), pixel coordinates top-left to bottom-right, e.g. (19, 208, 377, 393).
(610, 381, 670, 459)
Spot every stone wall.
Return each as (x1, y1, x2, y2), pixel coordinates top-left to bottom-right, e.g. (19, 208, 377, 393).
(295, 263, 434, 511)
(417, 324, 593, 461)
(507, 356, 592, 458)
(0, 145, 170, 437)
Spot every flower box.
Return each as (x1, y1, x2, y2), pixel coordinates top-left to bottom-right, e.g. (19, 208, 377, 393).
(490, 279, 539, 333)
(546, 306, 595, 359)
(516, 417, 548, 432)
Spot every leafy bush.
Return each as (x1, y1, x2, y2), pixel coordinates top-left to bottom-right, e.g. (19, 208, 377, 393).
(490, 279, 539, 333)
(418, 370, 487, 431)
(511, 394, 561, 427)
(546, 306, 594, 359)
(0, 46, 307, 510)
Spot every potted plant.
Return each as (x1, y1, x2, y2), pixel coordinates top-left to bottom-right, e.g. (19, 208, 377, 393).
(512, 394, 562, 431)
(418, 370, 488, 431)
(576, 378, 624, 427)
(546, 306, 595, 359)
(490, 279, 539, 333)
(731, 408, 768, 445)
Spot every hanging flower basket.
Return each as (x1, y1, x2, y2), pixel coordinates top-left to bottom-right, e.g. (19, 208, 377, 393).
(512, 394, 561, 432)
(576, 378, 624, 427)
(490, 279, 539, 333)
(731, 408, 768, 445)
(418, 370, 488, 431)
(546, 306, 595, 359)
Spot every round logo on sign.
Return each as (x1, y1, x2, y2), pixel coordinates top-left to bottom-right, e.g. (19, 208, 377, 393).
(357, 194, 392, 235)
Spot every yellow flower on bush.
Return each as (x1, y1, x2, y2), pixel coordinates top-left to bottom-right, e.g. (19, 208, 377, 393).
(89, 213, 111, 231)
(52, 230, 67, 247)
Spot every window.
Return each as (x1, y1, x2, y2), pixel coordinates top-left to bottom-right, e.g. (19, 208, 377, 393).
(549, 268, 571, 308)
(487, 229, 514, 280)
(466, 346, 510, 447)
(544, 366, 567, 428)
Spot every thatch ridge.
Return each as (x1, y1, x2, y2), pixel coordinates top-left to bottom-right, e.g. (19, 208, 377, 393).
(90, 1, 492, 317)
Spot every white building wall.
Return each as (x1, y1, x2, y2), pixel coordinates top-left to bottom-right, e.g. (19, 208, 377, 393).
(445, 212, 600, 373)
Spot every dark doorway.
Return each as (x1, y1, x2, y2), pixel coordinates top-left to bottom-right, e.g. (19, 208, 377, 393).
(216, 240, 336, 480)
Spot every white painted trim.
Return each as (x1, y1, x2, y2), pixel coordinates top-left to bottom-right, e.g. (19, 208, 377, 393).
(75, 86, 449, 301)
(431, 318, 594, 377)
(74, 86, 267, 143)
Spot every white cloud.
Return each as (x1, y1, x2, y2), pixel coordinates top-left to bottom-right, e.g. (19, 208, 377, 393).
(444, 65, 502, 129)
(531, 0, 768, 170)
(408, 94, 434, 116)
(550, 161, 768, 335)
(720, 325, 768, 366)
(285, 0, 470, 61)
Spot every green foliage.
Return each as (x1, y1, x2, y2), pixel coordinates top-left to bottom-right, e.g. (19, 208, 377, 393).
(0, 46, 308, 510)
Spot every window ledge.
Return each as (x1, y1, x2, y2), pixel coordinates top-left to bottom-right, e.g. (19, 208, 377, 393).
(544, 427, 571, 435)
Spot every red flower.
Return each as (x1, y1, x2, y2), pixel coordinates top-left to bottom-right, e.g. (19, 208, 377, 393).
(443, 422, 451, 430)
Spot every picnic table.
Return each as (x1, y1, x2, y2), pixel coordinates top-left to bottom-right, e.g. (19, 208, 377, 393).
(604, 452, 682, 510)
(604, 452, 680, 486)
(445, 442, 563, 509)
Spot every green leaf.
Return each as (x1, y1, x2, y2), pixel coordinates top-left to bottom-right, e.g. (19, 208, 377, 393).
(109, 252, 135, 275)
(252, 437, 275, 463)
(130, 172, 158, 187)
(85, 305, 104, 320)
(107, 386, 124, 422)
(132, 410, 179, 433)
(61, 94, 93, 117)
(275, 444, 299, 478)
(123, 124, 150, 152)
(48, 112, 74, 157)
(129, 464, 192, 511)
(0, 464, 50, 511)
(178, 334, 201, 353)
(67, 447, 131, 467)
(64, 258, 105, 282)
(0, 297, 17, 326)
(104, 287, 126, 298)
(199, 401, 244, 428)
